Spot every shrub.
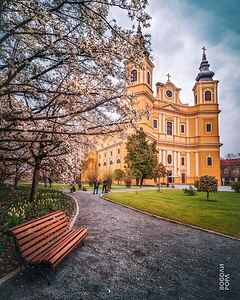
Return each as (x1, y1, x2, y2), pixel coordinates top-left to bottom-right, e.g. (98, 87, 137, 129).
(124, 169, 133, 188)
(198, 175, 218, 200)
(230, 181, 240, 193)
(183, 185, 197, 196)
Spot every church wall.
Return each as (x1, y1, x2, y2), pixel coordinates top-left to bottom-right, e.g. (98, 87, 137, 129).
(93, 52, 221, 186)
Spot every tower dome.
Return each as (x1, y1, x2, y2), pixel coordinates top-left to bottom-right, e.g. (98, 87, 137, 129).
(196, 46, 215, 81)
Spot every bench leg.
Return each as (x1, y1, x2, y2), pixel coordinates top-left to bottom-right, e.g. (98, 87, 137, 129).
(39, 265, 52, 286)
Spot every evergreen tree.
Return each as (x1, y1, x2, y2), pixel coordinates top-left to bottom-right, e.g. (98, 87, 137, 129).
(125, 129, 158, 186)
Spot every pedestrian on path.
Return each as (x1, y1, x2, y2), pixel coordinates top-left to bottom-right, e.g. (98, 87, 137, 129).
(102, 179, 107, 194)
(93, 180, 100, 194)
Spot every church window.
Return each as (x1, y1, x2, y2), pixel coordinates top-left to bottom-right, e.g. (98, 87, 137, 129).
(205, 90, 212, 102)
(109, 160, 113, 165)
(206, 123, 212, 133)
(207, 156, 213, 166)
(116, 158, 121, 164)
(117, 148, 120, 155)
(167, 154, 172, 164)
(153, 119, 158, 129)
(98, 163, 101, 167)
(110, 151, 112, 157)
(147, 71, 151, 85)
(180, 124, 185, 134)
(166, 121, 173, 135)
(99, 154, 101, 159)
(131, 69, 137, 82)
(103, 162, 106, 166)
(181, 157, 185, 165)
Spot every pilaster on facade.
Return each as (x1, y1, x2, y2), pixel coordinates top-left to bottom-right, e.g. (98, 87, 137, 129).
(195, 151, 199, 176)
(177, 151, 181, 176)
(186, 151, 191, 176)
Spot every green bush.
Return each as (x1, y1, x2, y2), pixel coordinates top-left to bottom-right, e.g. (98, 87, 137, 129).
(230, 181, 240, 193)
(183, 186, 197, 196)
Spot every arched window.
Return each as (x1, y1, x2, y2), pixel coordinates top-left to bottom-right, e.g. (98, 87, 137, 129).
(98, 162, 101, 167)
(167, 154, 172, 164)
(116, 158, 121, 164)
(147, 71, 151, 85)
(166, 121, 173, 135)
(131, 69, 137, 82)
(206, 123, 212, 133)
(207, 156, 213, 166)
(109, 160, 113, 165)
(103, 162, 106, 166)
(205, 90, 211, 102)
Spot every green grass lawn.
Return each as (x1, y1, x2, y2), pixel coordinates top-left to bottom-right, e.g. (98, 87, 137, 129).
(106, 189, 240, 238)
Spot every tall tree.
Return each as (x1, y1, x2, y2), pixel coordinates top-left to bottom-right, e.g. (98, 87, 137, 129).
(0, 0, 151, 200)
(125, 128, 158, 186)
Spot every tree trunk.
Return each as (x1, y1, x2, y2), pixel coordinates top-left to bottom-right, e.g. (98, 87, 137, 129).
(207, 191, 209, 201)
(29, 159, 41, 202)
(14, 174, 20, 187)
(140, 178, 144, 187)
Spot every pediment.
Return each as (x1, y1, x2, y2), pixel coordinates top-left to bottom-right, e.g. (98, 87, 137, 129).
(160, 103, 182, 113)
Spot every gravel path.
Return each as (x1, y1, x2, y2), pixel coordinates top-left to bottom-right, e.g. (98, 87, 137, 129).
(0, 191, 239, 300)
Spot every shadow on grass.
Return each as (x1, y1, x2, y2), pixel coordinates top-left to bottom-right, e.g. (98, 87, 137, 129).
(198, 199, 218, 202)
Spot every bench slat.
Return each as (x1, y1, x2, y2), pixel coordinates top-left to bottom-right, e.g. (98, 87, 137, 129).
(32, 228, 80, 263)
(21, 224, 69, 257)
(17, 217, 68, 246)
(9, 211, 64, 235)
(26, 229, 74, 262)
(50, 229, 88, 267)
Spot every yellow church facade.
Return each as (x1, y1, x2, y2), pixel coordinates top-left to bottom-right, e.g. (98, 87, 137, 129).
(96, 48, 221, 185)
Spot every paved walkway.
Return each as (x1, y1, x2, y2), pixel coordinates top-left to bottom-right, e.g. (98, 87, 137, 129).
(0, 191, 239, 300)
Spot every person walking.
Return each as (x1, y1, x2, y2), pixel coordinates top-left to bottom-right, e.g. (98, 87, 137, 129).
(102, 179, 107, 194)
(93, 180, 100, 194)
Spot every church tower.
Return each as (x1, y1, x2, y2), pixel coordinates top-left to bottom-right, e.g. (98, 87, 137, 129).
(192, 47, 221, 183)
(125, 22, 155, 133)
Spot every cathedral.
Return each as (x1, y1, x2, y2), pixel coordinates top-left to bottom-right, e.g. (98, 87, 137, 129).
(95, 46, 221, 185)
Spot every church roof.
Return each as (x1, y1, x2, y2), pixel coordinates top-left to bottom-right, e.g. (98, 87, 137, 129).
(196, 46, 215, 82)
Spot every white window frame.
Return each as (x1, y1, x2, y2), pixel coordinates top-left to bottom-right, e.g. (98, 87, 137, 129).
(130, 69, 138, 83)
(153, 119, 158, 129)
(205, 122, 212, 133)
(180, 123, 185, 134)
(204, 89, 212, 102)
(206, 156, 213, 166)
(166, 121, 173, 135)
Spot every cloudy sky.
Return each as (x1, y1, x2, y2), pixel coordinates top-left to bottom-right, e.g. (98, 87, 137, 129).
(144, 0, 240, 157)
(112, 0, 240, 156)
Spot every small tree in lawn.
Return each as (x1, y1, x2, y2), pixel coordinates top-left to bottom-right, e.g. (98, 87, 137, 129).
(153, 163, 167, 192)
(198, 175, 218, 200)
(114, 169, 125, 185)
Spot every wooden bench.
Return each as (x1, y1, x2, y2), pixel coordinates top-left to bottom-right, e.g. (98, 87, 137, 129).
(8, 210, 88, 284)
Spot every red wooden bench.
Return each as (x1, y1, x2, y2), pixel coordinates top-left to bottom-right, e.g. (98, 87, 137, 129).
(8, 210, 88, 284)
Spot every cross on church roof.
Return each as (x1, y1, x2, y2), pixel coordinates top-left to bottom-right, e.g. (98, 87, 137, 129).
(167, 73, 171, 81)
(202, 46, 207, 60)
